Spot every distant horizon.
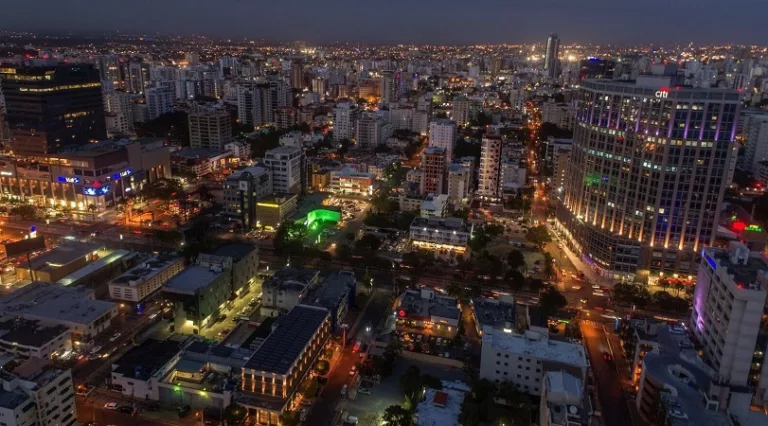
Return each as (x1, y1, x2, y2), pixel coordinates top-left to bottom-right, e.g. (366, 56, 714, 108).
(1, 0, 767, 46)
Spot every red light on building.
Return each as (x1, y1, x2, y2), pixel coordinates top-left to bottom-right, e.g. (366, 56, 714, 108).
(397, 310, 407, 318)
(732, 221, 747, 232)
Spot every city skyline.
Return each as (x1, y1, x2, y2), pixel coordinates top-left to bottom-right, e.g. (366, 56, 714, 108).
(2, 0, 768, 45)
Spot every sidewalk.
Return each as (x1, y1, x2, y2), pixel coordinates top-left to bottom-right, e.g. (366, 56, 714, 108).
(547, 224, 612, 286)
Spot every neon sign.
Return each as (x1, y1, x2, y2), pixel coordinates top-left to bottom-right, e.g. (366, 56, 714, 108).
(57, 176, 80, 184)
(655, 88, 669, 99)
(745, 224, 763, 232)
(83, 185, 110, 196)
(112, 169, 132, 180)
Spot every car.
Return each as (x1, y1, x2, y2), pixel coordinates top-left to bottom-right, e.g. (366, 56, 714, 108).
(557, 243, 563, 249)
(89, 345, 102, 354)
(592, 284, 600, 290)
(358, 387, 371, 395)
(603, 352, 613, 362)
(580, 298, 589, 304)
(349, 366, 357, 376)
(149, 313, 158, 319)
(341, 384, 348, 395)
(104, 402, 118, 410)
(118, 406, 135, 415)
(109, 333, 121, 342)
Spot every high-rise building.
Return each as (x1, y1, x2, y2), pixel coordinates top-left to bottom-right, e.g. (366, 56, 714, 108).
(477, 133, 503, 200)
(0, 65, 106, 155)
(544, 33, 560, 79)
(412, 93, 433, 135)
(275, 106, 298, 130)
(429, 119, 457, 161)
(103, 89, 135, 137)
(691, 243, 768, 390)
(236, 81, 261, 128)
(235, 80, 291, 128)
(740, 109, 768, 175)
(557, 73, 740, 280)
(333, 101, 358, 141)
(144, 85, 175, 120)
(381, 71, 397, 104)
(452, 96, 470, 126)
(290, 59, 304, 90)
(264, 145, 303, 194)
(356, 112, 390, 150)
(188, 108, 232, 150)
(421, 146, 446, 195)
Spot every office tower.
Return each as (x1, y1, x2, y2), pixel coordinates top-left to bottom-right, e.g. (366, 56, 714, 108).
(381, 71, 397, 104)
(421, 146, 447, 195)
(692, 243, 768, 389)
(477, 133, 503, 200)
(144, 86, 175, 120)
(740, 110, 768, 174)
(356, 112, 389, 149)
(544, 33, 560, 78)
(452, 96, 470, 126)
(0, 65, 106, 155)
(557, 73, 740, 280)
(188, 108, 232, 150)
(429, 119, 457, 161)
(264, 146, 303, 194)
(290, 59, 304, 90)
(333, 101, 357, 141)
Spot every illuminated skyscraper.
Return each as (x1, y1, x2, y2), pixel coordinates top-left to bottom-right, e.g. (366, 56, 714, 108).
(544, 33, 560, 79)
(0, 65, 106, 155)
(557, 68, 740, 281)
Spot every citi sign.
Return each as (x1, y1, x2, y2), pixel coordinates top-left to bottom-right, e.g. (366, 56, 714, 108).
(655, 88, 670, 99)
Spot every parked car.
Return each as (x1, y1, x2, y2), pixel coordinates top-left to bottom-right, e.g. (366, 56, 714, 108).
(341, 384, 348, 395)
(104, 402, 118, 410)
(358, 388, 371, 395)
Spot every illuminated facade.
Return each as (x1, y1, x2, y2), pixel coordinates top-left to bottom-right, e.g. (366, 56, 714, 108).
(0, 64, 106, 155)
(255, 193, 298, 229)
(330, 166, 373, 197)
(409, 217, 472, 255)
(223, 166, 273, 231)
(556, 73, 740, 281)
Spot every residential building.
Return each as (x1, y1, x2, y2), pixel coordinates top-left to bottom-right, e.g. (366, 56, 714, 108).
(0, 359, 77, 426)
(544, 34, 561, 79)
(356, 112, 390, 149)
(544, 137, 573, 163)
(225, 140, 252, 160)
(0, 64, 106, 155)
(164, 265, 231, 333)
(452, 96, 470, 126)
(307, 272, 356, 331)
(478, 133, 503, 200)
(540, 101, 576, 131)
(479, 328, 587, 396)
(239, 305, 331, 424)
(394, 289, 461, 337)
(429, 119, 457, 160)
(501, 160, 526, 192)
(409, 217, 473, 256)
(223, 165, 273, 230)
(388, 105, 413, 130)
(421, 146, 446, 195)
(557, 73, 740, 281)
(0, 318, 71, 360)
(261, 267, 321, 317)
(145, 85, 176, 120)
(447, 164, 471, 203)
(264, 146, 303, 194)
(553, 149, 570, 197)
(740, 109, 768, 174)
(103, 90, 135, 137)
(539, 371, 588, 426)
(333, 101, 357, 141)
(109, 253, 185, 305)
(275, 106, 298, 129)
(691, 242, 768, 388)
(200, 243, 260, 296)
(421, 193, 448, 218)
(0, 281, 117, 342)
(189, 108, 232, 150)
(255, 193, 298, 229)
(398, 193, 424, 213)
(381, 71, 397, 104)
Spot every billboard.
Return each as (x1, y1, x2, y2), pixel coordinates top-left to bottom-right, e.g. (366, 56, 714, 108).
(4, 237, 46, 258)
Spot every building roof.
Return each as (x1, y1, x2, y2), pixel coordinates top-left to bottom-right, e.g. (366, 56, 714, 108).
(483, 329, 587, 369)
(263, 267, 318, 293)
(703, 243, 768, 291)
(164, 265, 224, 294)
(307, 273, 355, 310)
(226, 165, 269, 181)
(113, 339, 182, 381)
(0, 281, 115, 326)
(472, 297, 516, 329)
(243, 305, 329, 374)
(111, 253, 180, 287)
(398, 290, 460, 321)
(0, 389, 30, 410)
(24, 241, 103, 272)
(172, 147, 229, 160)
(545, 371, 583, 404)
(0, 318, 69, 348)
(416, 382, 469, 426)
(211, 243, 258, 262)
(58, 249, 134, 286)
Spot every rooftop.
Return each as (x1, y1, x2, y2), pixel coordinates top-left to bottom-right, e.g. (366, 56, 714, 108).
(23, 241, 103, 272)
(164, 265, 224, 294)
(472, 297, 516, 330)
(398, 289, 460, 321)
(263, 267, 319, 292)
(411, 217, 472, 233)
(307, 273, 355, 310)
(703, 243, 768, 292)
(211, 243, 258, 262)
(0, 317, 69, 348)
(113, 339, 182, 381)
(111, 253, 180, 287)
(57, 249, 134, 286)
(0, 281, 116, 325)
(415, 381, 469, 426)
(483, 329, 587, 369)
(172, 147, 229, 160)
(243, 305, 329, 375)
(0, 389, 30, 410)
(226, 165, 269, 181)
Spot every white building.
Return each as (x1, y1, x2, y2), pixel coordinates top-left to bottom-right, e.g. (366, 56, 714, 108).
(0, 360, 77, 426)
(447, 165, 471, 203)
(420, 194, 448, 218)
(429, 119, 457, 161)
(333, 101, 358, 141)
(544, 137, 573, 163)
(478, 133, 503, 200)
(189, 108, 232, 150)
(109, 254, 185, 304)
(225, 140, 252, 160)
(389, 105, 413, 130)
(264, 146, 303, 194)
(540, 101, 576, 131)
(501, 160, 526, 192)
(539, 371, 586, 426)
(356, 112, 391, 149)
(103, 90, 135, 136)
(145, 85, 175, 120)
(410, 217, 472, 256)
(330, 166, 374, 197)
(0, 318, 71, 361)
(740, 110, 768, 175)
(691, 242, 768, 388)
(479, 328, 588, 396)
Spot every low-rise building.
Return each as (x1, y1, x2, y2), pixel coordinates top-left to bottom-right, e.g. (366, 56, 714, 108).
(200, 243, 260, 297)
(410, 217, 473, 256)
(307, 272, 356, 331)
(223, 165, 273, 231)
(171, 147, 236, 178)
(421, 193, 448, 218)
(109, 253, 185, 305)
(330, 166, 374, 197)
(0, 359, 77, 426)
(239, 305, 331, 424)
(398, 193, 424, 213)
(395, 289, 461, 338)
(0, 318, 71, 360)
(0, 281, 117, 342)
(15, 241, 104, 283)
(479, 328, 587, 396)
(256, 193, 299, 229)
(164, 265, 231, 333)
(261, 267, 321, 317)
(539, 371, 589, 426)
(225, 140, 252, 160)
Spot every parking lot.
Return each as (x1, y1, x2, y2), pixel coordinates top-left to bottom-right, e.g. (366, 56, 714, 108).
(393, 330, 470, 360)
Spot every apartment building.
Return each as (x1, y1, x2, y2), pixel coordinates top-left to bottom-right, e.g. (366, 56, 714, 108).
(109, 253, 185, 305)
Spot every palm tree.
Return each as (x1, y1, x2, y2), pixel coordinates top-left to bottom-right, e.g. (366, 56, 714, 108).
(87, 204, 97, 222)
(658, 278, 671, 293)
(673, 282, 685, 297)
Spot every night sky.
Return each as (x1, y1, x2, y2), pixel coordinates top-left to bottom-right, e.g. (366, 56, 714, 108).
(2, 0, 766, 45)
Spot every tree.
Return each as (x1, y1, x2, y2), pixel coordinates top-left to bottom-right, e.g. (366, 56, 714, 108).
(506, 249, 527, 272)
(539, 287, 567, 318)
(301, 379, 321, 399)
(525, 225, 551, 250)
(9, 204, 37, 220)
(447, 281, 464, 298)
(672, 282, 685, 297)
(542, 252, 556, 278)
(279, 410, 301, 426)
(382, 405, 414, 426)
(497, 381, 532, 426)
(658, 278, 671, 293)
(223, 403, 247, 426)
(399, 366, 423, 408)
(86, 203, 97, 221)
